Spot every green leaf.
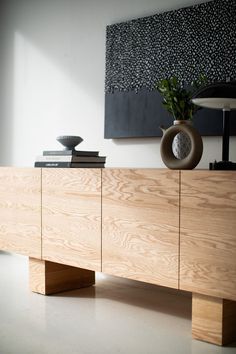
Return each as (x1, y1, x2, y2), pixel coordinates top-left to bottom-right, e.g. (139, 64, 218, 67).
(155, 74, 208, 121)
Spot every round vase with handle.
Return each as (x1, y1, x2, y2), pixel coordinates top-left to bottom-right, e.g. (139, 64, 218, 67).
(160, 120, 203, 170)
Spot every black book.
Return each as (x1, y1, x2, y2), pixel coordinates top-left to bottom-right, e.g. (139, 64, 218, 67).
(43, 150, 99, 157)
(34, 162, 105, 168)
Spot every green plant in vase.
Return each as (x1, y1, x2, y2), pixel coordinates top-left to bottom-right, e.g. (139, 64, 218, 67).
(156, 75, 207, 121)
(155, 75, 207, 161)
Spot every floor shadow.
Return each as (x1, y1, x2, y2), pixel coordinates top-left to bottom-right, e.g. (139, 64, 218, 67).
(54, 273, 192, 320)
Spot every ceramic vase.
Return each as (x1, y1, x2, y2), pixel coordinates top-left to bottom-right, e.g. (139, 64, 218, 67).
(160, 120, 203, 170)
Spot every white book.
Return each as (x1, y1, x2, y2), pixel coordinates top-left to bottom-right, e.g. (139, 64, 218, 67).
(36, 155, 72, 162)
(35, 155, 106, 163)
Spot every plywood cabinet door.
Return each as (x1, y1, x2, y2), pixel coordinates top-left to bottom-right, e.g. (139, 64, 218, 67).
(42, 169, 101, 272)
(0, 167, 41, 258)
(180, 171, 236, 301)
(102, 169, 179, 288)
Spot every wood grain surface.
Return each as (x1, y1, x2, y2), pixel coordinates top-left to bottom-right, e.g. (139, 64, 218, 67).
(0, 167, 41, 257)
(192, 293, 236, 345)
(42, 169, 101, 271)
(102, 169, 179, 288)
(29, 257, 95, 295)
(180, 171, 236, 301)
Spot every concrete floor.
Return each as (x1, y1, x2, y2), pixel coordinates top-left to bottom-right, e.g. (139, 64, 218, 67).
(0, 252, 236, 354)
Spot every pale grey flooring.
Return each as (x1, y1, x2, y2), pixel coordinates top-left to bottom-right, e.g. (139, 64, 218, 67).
(0, 252, 236, 354)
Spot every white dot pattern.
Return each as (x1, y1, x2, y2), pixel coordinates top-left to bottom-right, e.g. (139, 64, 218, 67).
(105, 0, 236, 93)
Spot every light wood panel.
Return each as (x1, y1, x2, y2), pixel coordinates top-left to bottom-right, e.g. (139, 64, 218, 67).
(102, 169, 179, 288)
(0, 167, 41, 258)
(42, 169, 101, 272)
(180, 171, 236, 300)
(29, 257, 95, 295)
(192, 293, 236, 346)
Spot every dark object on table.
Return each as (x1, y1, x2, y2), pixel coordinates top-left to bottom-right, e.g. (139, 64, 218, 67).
(56, 136, 83, 150)
(34, 162, 105, 168)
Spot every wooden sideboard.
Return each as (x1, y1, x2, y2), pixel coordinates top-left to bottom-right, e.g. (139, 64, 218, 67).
(42, 168, 101, 271)
(0, 168, 41, 258)
(180, 171, 236, 301)
(102, 169, 179, 289)
(0, 167, 235, 346)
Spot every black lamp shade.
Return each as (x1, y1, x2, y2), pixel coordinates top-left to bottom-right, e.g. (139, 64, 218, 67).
(192, 82, 236, 109)
(191, 81, 236, 170)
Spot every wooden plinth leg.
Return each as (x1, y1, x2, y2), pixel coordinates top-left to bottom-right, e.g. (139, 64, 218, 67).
(192, 293, 236, 346)
(29, 258, 95, 295)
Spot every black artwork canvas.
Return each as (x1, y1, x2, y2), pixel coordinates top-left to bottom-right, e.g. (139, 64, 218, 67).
(104, 0, 236, 138)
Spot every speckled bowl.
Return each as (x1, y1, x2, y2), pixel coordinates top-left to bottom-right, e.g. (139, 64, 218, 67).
(56, 135, 83, 150)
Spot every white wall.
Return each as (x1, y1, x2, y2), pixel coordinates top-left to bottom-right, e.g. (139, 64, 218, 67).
(0, 0, 234, 168)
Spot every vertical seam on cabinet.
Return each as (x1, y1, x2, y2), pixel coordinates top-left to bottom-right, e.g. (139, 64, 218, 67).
(178, 170, 181, 290)
(101, 169, 103, 272)
(40, 168, 43, 260)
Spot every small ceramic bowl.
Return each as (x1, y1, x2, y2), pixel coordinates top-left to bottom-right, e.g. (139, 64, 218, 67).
(56, 135, 83, 150)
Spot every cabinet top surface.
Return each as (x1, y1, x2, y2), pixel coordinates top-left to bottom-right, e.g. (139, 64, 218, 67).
(1, 167, 236, 173)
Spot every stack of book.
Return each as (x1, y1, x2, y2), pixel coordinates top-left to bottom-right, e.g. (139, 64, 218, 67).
(34, 149, 106, 168)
